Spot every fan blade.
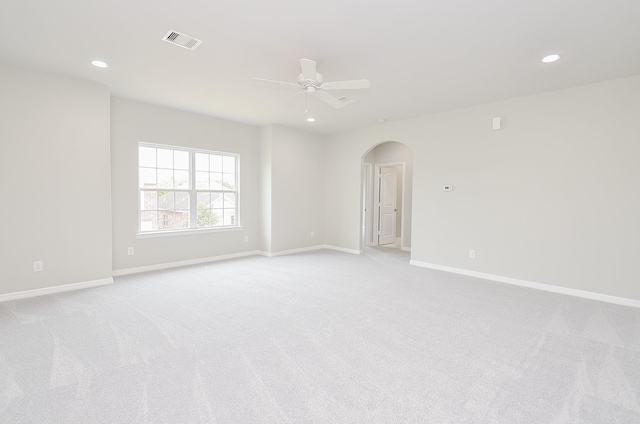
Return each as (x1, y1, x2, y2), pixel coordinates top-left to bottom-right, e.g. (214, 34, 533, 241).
(251, 78, 298, 89)
(316, 91, 346, 109)
(300, 59, 317, 81)
(322, 79, 371, 90)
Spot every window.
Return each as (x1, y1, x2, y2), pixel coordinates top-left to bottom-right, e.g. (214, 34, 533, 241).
(138, 143, 239, 233)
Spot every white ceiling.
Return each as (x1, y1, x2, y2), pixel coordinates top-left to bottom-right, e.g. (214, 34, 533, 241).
(1, 0, 639, 134)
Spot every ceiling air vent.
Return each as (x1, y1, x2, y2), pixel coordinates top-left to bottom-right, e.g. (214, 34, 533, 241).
(337, 96, 355, 105)
(162, 30, 203, 51)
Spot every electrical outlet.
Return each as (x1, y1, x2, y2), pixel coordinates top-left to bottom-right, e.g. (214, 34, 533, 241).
(469, 250, 476, 259)
(33, 261, 43, 272)
(127, 247, 134, 256)
(244, 236, 249, 242)
(311, 231, 315, 238)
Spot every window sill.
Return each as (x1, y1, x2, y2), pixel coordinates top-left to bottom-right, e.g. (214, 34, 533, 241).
(136, 226, 243, 239)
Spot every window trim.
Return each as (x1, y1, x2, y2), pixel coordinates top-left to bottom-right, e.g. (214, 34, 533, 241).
(137, 142, 240, 236)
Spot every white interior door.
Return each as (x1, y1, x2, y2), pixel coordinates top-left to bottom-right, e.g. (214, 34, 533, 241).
(378, 166, 397, 245)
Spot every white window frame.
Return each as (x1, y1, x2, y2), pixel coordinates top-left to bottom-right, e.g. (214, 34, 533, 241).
(137, 142, 241, 237)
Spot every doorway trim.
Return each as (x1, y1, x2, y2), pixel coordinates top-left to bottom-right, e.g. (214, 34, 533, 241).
(362, 163, 374, 246)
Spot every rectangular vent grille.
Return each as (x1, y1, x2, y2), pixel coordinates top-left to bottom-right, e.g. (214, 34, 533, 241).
(338, 96, 354, 105)
(162, 30, 203, 51)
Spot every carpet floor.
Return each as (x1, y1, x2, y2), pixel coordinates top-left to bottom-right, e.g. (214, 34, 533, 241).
(1, 248, 639, 423)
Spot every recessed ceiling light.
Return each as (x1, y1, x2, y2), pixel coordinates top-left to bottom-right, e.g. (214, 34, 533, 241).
(307, 117, 316, 122)
(541, 54, 561, 63)
(91, 60, 109, 68)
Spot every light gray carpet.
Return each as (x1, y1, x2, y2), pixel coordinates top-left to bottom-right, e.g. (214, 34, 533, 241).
(1, 248, 640, 423)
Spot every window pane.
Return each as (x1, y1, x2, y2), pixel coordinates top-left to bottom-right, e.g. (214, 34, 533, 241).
(210, 155, 223, 172)
(174, 170, 189, 188)
(157, 169, 173, 188)
(222, 173, 235, 190)
(174, 150, 189, 170)
(174, 210, 190, 228)
(210, 173, 223, 190)
(195, 171, 209, 189)
(174, 192, 190, 210)
(195, 153, 209, 171)
(223, 156, 235, 174)
(211, 209, 223, 226)
(197, 208, 211, 227)
(140, 191, 158, 210)
(157, 149, 173, 169)
(139, 168, 156, 188)
(158, 191, 174, 211)
(197, 192, 210, 209)
(139, 147, 156, 167)
(160, 212, 170, 229)
(141, 211, 158, 231)
(210, 193, 223, 208)
(223, 193, 236, 209)
(223, 209, 235, 226)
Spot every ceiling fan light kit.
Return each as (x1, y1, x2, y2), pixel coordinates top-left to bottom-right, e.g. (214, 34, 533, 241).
(253, 59, 370, 110)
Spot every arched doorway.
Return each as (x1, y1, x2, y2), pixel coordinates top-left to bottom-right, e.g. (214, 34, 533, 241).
(361, 141, 413, 251)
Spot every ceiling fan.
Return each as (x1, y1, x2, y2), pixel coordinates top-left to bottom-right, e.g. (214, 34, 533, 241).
(252, 59, 370, 109)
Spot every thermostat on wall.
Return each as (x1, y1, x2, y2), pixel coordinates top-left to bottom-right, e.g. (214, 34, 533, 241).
(443, 185, 454, 191)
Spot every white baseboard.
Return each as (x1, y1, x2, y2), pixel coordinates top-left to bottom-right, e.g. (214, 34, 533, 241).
(322, 245, 362, 255)
(409, 260, 640, 309)
(115, 246, 360, 276)
(260, 245, 362, 257)
(259, 245, 325, 258)
(401, 246, 411, 252)
(0, 278, 114, 303)
(113, 251, 261, 276)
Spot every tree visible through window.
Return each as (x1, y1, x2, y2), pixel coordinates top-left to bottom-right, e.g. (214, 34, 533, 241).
(138, 144, 239, 233)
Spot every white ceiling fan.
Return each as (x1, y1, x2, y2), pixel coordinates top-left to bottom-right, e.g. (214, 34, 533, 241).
(252, 59, 370, 109)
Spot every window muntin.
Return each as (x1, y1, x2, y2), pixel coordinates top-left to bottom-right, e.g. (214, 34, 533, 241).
(138, 144, 239, 233)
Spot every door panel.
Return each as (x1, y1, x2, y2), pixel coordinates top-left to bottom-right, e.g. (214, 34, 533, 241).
(379, 166, 397, 245)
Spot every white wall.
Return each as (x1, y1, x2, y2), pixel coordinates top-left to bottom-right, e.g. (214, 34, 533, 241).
(0, 63, 112, 295)
(110, 98, 260, 272)
(326, 75, 640, 301)
(261, 125, 326, 253)
(258, 126, 273, 252)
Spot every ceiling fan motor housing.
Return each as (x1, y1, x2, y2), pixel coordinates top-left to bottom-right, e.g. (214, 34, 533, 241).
(299, 72, 323, 88)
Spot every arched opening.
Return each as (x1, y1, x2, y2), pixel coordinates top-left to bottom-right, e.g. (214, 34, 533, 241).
(360, 141, 413, 252)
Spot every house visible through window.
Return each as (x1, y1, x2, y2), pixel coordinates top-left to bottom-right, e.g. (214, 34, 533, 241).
(138, 144, 239, 233)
